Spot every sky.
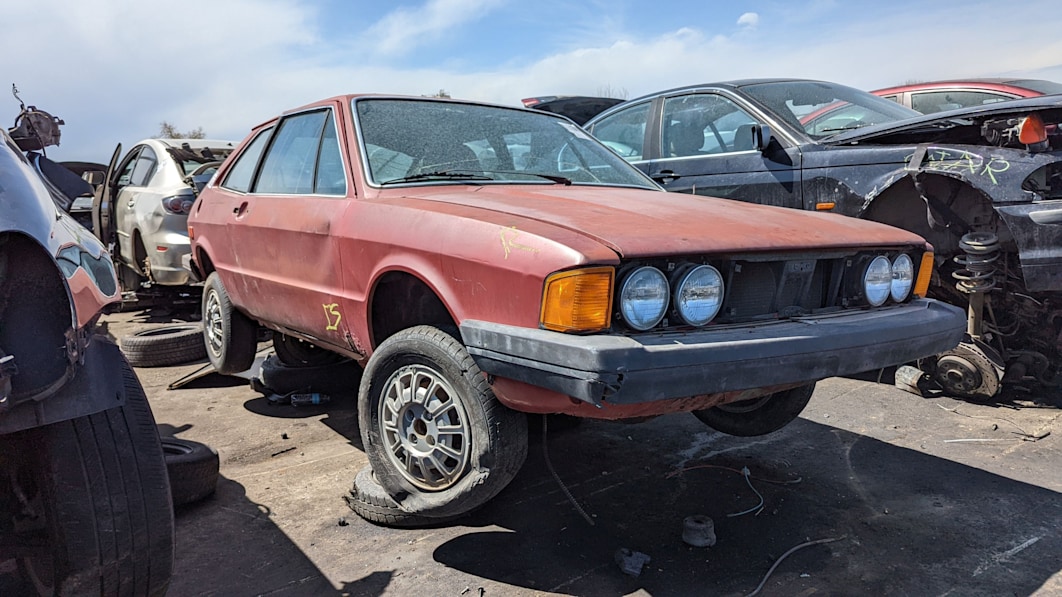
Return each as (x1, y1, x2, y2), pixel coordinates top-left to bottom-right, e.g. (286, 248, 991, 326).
(5, 0, 1062, 162)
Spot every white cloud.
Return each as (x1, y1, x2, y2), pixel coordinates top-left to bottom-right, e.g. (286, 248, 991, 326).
(737, 12, 760, 28)
(366, 0, 506, 56)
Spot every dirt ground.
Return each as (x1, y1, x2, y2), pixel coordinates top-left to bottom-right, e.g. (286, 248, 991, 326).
(4, 308, 1062, 596)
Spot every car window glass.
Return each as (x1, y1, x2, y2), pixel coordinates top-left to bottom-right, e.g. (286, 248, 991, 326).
(129, 146, 157, 186)
(910, 90, 1015, 114)
(115, 148, 141, 188)
(255, 110, 328, 194)
(314, 111, 347, 195)
(221, 128, 273, 193)
(661, 94, 758, 158)
(587, 102, 650, 161)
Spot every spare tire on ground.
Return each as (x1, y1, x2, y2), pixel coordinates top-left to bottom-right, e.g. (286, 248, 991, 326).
(256, 354, 363, 396)
(160, 436, 220, 506)
(120, 324, 205, 367)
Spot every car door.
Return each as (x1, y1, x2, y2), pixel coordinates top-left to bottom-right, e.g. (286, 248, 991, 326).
(649, 92, 802, 209)
(115, 145, 162, 273)
(222, 107, 352, 346)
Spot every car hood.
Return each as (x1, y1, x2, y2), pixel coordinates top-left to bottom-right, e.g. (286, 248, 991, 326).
(826, 94, 1062, 146)
(386, 185, 926, 257)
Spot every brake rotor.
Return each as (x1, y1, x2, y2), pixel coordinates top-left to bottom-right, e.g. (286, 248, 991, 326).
(934, 343, 1001, 400)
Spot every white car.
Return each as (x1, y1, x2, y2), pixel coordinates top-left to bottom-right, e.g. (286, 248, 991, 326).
(95, 138, 235, 289)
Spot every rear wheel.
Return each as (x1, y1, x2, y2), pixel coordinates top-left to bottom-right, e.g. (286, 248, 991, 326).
(359, 325, 527, 519)
(13, 357, 174, 596)
(692, 383, 816, 437)
(202, 272, 257, 375)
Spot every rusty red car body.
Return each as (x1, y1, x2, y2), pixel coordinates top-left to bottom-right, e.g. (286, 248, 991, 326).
(187, 94, 965, 522)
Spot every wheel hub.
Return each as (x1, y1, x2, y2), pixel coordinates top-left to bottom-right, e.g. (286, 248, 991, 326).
(204, 290, 223, 357)
(380, 364, 470, 491)
(936, 355, 982, 394)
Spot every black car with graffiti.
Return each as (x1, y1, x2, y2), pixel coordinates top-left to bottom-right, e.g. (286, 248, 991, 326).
(583, 79, 1062, 398)
(0, 95, 173, 594)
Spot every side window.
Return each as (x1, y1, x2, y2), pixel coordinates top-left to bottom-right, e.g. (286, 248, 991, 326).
(221, 128, 273, 193)
(662, 94, 758, 158)
(588, 102, 650, 162)
(314, 111, 347, 195)
(115, 148, 141, 188)
(129, 146, 158, 186)
(254, 110, 329, 194)
(910, 90, 1015, 114)
(879, 94, 901, 104)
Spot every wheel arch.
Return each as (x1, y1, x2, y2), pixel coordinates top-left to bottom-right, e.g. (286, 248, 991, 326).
(367, 270, 458, 350)
(860, 171, 1011, 259)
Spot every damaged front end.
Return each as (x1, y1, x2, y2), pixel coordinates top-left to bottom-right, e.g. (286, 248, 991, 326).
(850, 99, 1062, 397)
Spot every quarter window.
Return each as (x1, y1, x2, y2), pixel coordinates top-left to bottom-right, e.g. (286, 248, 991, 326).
(221, 128, 273, 193)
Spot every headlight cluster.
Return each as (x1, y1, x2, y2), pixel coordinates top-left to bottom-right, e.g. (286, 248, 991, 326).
(862, 254, 915, 306)
(619, 264, 724, 330)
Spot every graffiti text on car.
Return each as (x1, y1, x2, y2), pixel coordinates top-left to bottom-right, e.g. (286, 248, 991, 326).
(910, 149, 1011, 184)
(500, 226, 539, 259)
(323, 303, 342, 331)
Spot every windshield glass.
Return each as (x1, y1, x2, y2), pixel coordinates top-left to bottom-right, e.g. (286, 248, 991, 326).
(1008, 79, 1062, 95)
(740, 80, 921, 139)
(353, 98, 658, 189)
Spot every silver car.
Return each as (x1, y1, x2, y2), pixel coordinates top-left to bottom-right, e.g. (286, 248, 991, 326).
(97, 138, 235, 289)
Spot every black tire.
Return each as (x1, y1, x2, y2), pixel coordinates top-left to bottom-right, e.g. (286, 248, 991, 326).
(692, 383, 816, 437)
(160, 437, 220, 506)
(359, 325, 528, 520)
(273, 331, 345, 367)
(202, 272, 257, 375)
(257, 354, 363, 396)
(120, 324, 206, 367)
(344, 466, 462, 528)
(15, 356, 174, 596)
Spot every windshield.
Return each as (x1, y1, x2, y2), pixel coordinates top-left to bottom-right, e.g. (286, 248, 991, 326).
(740, 80, 921, 139)
(353, 98, 658, 189)
(1007, 79, 1062, 95)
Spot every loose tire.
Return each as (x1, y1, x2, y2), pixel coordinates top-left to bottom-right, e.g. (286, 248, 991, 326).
(692, 383, 816, 437)
(15, 357, 174, 596)
(160, 437, 220, 506)
(202, 272, 257, 375)
(359, 325, 527, 519)
(120, 324, 206, 367)
(273, 331, 345, 367)
(344, 466, 460, 528)
(258, 354, 362, 396)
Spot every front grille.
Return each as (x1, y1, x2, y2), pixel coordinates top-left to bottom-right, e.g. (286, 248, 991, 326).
(610, 249, 918, 333)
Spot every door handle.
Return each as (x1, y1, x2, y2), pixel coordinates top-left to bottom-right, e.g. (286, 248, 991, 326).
(233, 202, 248, 216)
(651, 170, 680, 182)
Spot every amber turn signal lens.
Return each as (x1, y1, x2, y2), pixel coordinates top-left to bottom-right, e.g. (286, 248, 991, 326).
(540, 267, 614, 332)
(1019, 114, 1048, 145)
(914, 251, 934, 298)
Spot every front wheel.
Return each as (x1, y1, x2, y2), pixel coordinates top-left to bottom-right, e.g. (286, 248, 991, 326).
(359, 325, 527, 520)
(12, 356, 174, 596)
(202, 272, 257, 375)
(692, 383, 816, 437)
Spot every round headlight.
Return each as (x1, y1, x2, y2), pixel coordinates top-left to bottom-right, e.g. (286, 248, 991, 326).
(674, 265, 724, 326)
(891, 254, 914, 302)
(864, 255, 891, 306)
(619, 266, 669, 331)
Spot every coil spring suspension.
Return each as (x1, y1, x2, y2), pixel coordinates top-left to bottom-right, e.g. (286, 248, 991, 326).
(952, 232, 999, 338)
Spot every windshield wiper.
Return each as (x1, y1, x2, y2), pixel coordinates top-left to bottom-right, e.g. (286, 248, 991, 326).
(521, 172, 572, 185)
(820, 123, 869, 133)
(381, 171, 494, 185)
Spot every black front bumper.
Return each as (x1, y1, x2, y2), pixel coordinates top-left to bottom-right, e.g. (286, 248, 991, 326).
(460, 299, 965, 406)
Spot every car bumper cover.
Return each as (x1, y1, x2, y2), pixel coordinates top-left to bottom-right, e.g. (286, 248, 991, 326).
(460, 299, 965, 406)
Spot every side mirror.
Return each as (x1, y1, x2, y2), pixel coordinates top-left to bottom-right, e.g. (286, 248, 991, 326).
(753, 124, 773, 152)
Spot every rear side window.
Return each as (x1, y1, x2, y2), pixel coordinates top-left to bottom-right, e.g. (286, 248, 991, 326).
(129, 146, 158, 186)
(910, 90, 1015, 114)
(221, 128, 273, 193)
